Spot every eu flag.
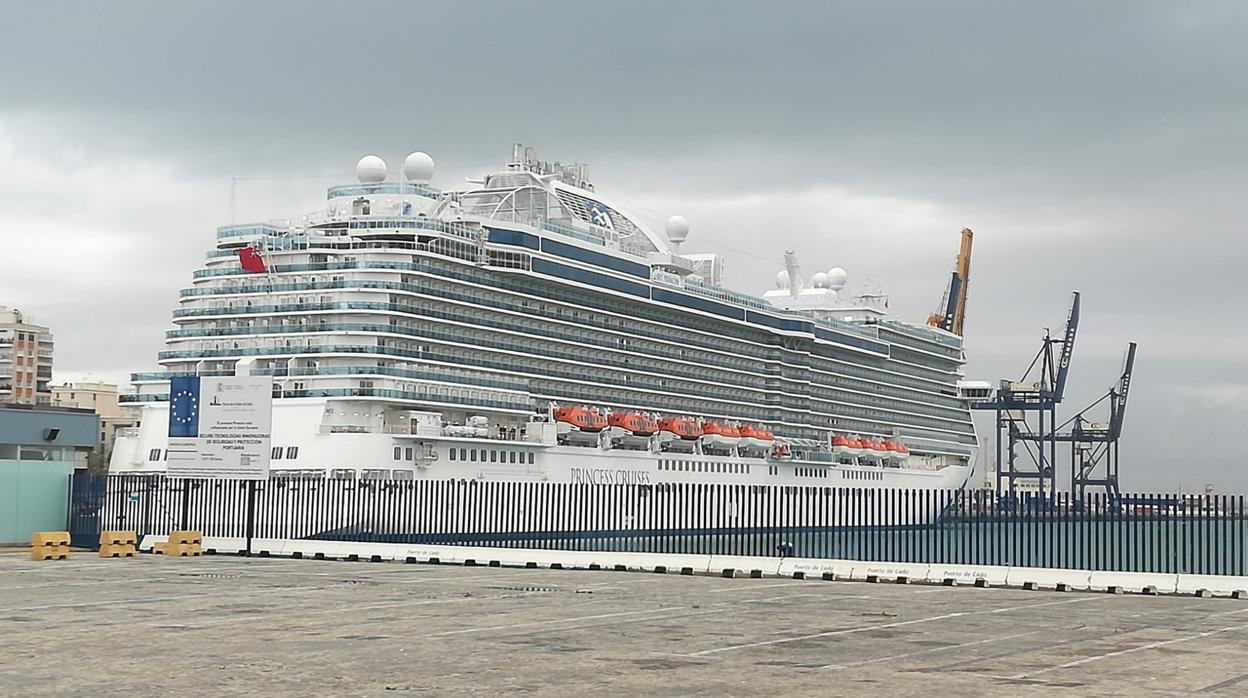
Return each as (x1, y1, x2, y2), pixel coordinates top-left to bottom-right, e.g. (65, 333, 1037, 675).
(168, 376, 200, 437)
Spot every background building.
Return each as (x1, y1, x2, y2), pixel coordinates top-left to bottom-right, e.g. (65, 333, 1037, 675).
(52, 382, 139, 472)
(0, 404, 98, 544)
(0, 307, 54, 406)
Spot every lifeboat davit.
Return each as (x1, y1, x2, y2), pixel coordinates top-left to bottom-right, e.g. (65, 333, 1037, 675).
(553, 406, 608, 446)
(738, 425, 775, 452)
(657, 417, 701, 453)
(607, 412, 658, 450)
(699, 422, 741, 451)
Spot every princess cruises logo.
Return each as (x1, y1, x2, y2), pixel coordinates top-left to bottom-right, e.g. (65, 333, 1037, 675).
(587, 202, 615, 230)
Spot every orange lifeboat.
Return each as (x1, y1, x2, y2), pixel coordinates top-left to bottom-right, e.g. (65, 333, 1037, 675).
(657, 416, 701, 453)
(553, 406, 608, 431)
(831, 434, 857, 455)
(608, 412, 658, 436)
(888, 441, 910, 461)
(866, 438, 890, 457)
(700, 421, 742, 450)
(657, 417, 702, 440)
(738, 425, 774, 451)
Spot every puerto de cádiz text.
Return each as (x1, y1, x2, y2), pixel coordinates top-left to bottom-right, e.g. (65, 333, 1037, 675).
(569, 467, 652, 485)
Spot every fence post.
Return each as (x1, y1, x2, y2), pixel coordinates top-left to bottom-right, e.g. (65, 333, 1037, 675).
(244, 480, 257, 557)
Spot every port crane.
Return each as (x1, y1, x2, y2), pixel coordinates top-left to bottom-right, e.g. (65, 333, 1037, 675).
(1053, 342, 1137, 498)
(927, 227, 974, 336)
(966, 292, 1081, 496)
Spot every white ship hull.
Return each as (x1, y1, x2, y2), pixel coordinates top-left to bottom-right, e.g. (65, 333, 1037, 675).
(112, 399, 974, 524)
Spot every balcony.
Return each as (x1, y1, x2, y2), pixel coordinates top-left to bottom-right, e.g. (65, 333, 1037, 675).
(122, 386, 532, 412)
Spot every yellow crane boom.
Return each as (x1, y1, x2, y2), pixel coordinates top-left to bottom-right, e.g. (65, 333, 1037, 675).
(926, 227, 974, 336)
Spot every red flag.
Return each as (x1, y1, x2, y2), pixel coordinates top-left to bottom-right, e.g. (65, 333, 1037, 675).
(238, 247, 267, 273)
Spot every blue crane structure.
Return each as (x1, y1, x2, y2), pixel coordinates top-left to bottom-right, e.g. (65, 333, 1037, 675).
(1054, 342, 1137, 497)
(968, 292, 1081, 496)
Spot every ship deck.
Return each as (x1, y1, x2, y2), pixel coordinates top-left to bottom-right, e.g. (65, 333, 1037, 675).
(4, 553, 1248, 695)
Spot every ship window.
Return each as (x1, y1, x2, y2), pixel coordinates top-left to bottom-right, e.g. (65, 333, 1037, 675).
(273, 446, 284, 460)
(470, 449, 477, 461)
(509, 451, 516, 463)
(490, 450, 497, 463)
(460, 448, 467, 461)
(286, 446, 298, 459)
(405, 447, 414, 460)
(527, 452, 534, 465)
(392, 470, 413, 481)
(449, 449, 457, 461)
(394, 446, 402, 460)
(148, 448, 160, 461)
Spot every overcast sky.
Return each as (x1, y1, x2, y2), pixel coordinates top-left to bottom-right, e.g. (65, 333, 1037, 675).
(1, 2, 1244, 491)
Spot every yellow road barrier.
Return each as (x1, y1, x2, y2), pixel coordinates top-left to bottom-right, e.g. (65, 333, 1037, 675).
(100, 530, 137, 546)
(30, 531, 70, 560)
(157, 542, 202, 557)
(99, 543, 137, 558)
(168, 530, 203, 546)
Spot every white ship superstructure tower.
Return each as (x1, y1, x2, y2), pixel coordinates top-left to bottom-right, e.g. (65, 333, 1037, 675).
(113, 144, 976, 497)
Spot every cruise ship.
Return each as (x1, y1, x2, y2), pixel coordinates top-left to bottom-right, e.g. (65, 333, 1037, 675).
(111, 145, 978, 497)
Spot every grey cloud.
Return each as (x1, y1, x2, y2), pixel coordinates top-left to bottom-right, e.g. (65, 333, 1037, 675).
(1, 1, 1245, 490)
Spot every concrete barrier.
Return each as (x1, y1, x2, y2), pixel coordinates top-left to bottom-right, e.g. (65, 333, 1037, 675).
(325, 541, 401, 563)
(125, 537, 1248, 600)
(924, 563, 1009, 588)
(1005, 566, 1092, 591)
(199, 536, 246, 555)
(1175, 574, 1248, 598)
(1087, 571, 1178, 595)
(709, 555, 782, 579)
(778, 557, 854, 580)
(850, 562, 931, 585)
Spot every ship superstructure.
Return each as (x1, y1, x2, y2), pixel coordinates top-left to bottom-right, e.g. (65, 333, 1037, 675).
(111, 145, 977, 496)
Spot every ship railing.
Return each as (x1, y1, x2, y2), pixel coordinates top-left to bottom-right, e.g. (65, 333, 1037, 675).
(324, 182, 441, 200)
(122, 387, 533, 412)
(152, 347, 975, 435)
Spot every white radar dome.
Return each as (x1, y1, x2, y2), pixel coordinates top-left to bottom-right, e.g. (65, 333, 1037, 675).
(665, 215, 690, 244)
(356, 155, 388, 184)
(812, 271, 829, 288)
(826, 267, 848, 290)
(403, 151, 435, 183)
(775, 270, 790, 289)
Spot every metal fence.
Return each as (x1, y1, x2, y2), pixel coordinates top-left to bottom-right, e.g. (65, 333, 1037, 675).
(68, 474, 1248, 576)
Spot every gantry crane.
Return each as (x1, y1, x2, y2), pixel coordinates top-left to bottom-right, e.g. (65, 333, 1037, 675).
(1053, 342, 1137, 498)
(927, 227, 974, 336)
(969, 292, 1081, 497)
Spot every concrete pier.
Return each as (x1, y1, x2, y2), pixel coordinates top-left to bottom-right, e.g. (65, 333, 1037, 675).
(4, 553, 1247, 696)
